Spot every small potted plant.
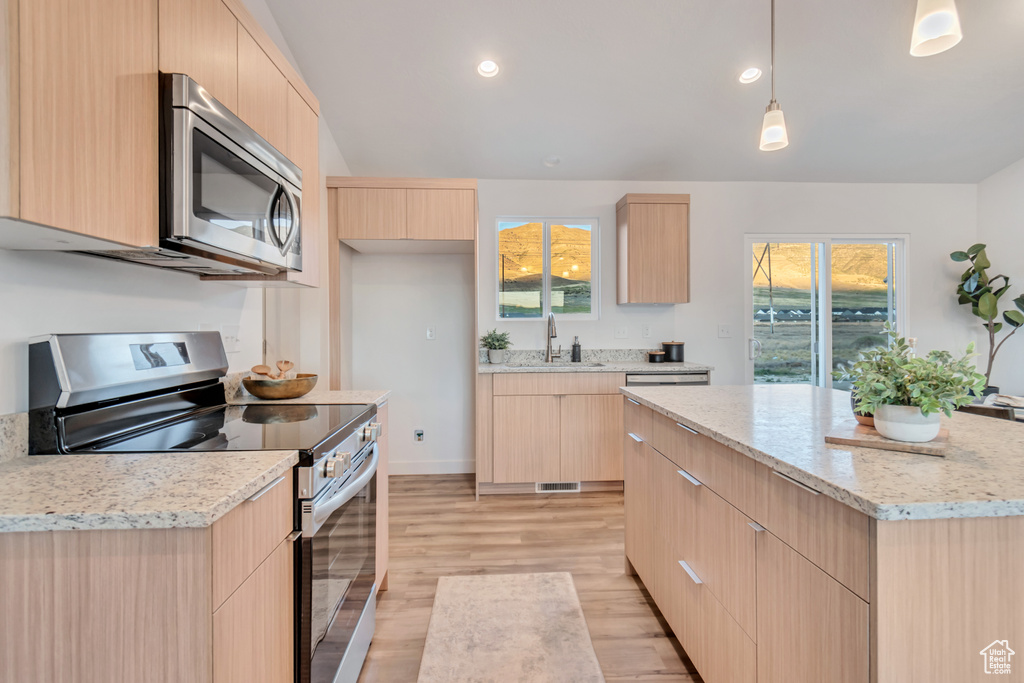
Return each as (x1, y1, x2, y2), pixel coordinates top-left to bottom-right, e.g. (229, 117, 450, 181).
(833, 324, 986, 442)
(480, 329, 512, 364)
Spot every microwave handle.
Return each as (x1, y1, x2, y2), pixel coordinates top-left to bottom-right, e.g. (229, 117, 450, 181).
(278, 188, 300, 255)
(266, 186, 301, 256)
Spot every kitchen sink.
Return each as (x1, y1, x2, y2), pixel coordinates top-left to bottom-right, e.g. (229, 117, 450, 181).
(503, 362, 606, 368)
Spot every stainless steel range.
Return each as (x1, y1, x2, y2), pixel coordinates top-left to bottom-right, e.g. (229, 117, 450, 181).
(27, 332, 379, 683)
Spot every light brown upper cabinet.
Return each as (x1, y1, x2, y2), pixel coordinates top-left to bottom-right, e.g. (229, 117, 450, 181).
(236, 26, 288, 153)
(159, 0, 238, 111)
(407, 188, 476, 240)
(1, 0, 160, 248)
(328, 178, 478, 241)
(279, 85, 320, 287)
(616, 194, 690, 304)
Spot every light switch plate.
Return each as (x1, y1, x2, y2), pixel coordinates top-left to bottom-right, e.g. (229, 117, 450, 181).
(718, 324, 733, 339)
(614, 326, 629, 339)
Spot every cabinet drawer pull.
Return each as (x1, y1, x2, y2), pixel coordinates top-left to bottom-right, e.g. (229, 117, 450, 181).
(676, 468, 703, 486)
(748, 521, 766, 532)
(678, 560, 703, 585)
(772, 471, 821, 495)
(627, 398, 640, 406)
(627, 432, 643, 443)
(248, 475, 285, 502)
(287, 530, 302, 542)
(676, 422, 699, 435)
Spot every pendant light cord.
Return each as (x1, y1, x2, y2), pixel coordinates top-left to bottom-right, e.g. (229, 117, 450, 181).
(770, 0, 776, 103)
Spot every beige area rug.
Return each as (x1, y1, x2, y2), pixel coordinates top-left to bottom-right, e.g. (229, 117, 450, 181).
(417, 572, 605, 683)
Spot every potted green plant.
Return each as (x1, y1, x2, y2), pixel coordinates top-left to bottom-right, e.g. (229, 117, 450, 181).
(950, 243, 1024, 392)
(480, 329, 512, 364)
(833, 324, 986, 442)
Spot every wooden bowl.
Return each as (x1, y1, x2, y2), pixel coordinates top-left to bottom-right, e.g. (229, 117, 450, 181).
(242, 373, 318, 400)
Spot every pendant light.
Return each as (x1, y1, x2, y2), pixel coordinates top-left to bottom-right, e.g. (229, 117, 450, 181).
(910, 0, 962, 57)
(759, 0, 789, 151)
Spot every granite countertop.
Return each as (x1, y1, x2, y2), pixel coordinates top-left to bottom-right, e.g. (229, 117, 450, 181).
(480, 361, 713, 374)
(0, 450, 298, 533)
(228, 388, 391, 406)
(621, 384, 1024, 521)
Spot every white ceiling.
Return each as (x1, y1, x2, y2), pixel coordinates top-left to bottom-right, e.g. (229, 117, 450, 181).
(266, 0, 1024, 183)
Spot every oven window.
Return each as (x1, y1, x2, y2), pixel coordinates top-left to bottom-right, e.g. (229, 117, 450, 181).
(305, 470, 376, 679)
(192, 129, 279, 242)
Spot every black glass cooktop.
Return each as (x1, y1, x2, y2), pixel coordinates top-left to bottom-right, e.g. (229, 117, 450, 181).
(78, 403, 374, 454)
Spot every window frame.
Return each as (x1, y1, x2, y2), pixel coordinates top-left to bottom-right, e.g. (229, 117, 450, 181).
(495, 216, 600, 322)
(743, 233, 909, 386)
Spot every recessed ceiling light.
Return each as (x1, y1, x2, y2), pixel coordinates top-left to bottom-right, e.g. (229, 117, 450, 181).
(542, 155, 561, 168)
(739, 67, 762, 84)
(477, 60, 500, 77)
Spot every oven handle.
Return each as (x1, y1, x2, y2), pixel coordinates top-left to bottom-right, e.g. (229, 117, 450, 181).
(310, 443, 378, 536)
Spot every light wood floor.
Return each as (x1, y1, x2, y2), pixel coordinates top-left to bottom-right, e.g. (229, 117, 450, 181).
(358, 474, 700, 682)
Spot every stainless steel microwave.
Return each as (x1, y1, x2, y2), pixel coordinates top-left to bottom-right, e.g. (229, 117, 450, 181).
(164, 73, 302, 274)
(84, 74, 302, 277)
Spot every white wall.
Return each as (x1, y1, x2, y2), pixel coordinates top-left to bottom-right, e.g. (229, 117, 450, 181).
(978, 156, 1024, 395)
(352, 253, 475, 474)
(478, 180, 979, 385)
(0, 251, 262, 415)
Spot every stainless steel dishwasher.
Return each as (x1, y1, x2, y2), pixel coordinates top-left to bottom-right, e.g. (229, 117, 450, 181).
(625, 373, 710, 387)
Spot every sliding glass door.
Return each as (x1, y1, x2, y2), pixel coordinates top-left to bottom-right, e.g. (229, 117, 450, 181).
(747, 237, 904, 386)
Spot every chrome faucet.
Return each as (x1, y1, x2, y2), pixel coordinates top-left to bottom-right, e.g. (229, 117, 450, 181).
(545, 313, 562, 362)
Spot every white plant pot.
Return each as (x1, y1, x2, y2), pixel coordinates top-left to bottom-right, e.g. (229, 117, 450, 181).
(487, 349, 506, 364)
(873, 405, 942, 443)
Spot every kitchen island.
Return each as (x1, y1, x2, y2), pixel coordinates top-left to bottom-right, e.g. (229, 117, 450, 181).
(621, 384, 1023, 683)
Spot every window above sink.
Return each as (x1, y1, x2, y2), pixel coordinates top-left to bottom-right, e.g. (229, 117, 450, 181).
(496, 217, 599, 321)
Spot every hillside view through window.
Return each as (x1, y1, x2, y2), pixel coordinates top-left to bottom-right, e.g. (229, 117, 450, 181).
(752, 241, 898, 385)
(498, 220, 595, 318)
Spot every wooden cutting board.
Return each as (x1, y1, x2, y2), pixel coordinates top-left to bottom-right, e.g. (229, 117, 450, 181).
(825, 419, 949, 457)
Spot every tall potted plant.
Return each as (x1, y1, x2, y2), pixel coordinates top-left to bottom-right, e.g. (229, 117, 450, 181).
(480, 329, 512, 364)
(950, 243, 1024, 391)
(833, 324, 985, 442)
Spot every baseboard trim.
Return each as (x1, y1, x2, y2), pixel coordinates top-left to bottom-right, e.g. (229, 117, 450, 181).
(477, 481, 623, 495)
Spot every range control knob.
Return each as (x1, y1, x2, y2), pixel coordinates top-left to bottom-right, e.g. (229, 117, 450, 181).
(325, 452, 351, 478)
(363, 423, 381, 440)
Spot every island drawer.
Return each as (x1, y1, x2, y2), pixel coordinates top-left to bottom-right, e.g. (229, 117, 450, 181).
(649, 415, 762, 522)
(650, 411, 705, 479)
(494, 372, 626, 396)
(212, 470, 294, 609)
(624, 396, 653, 443)
(758, 466, 870, 601)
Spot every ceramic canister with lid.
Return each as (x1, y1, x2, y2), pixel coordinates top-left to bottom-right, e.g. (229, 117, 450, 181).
(661, 341, 685, 362)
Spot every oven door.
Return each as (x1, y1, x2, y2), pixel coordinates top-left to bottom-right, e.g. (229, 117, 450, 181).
(299, 443, 378, 683)
(169, 105, 302, 272)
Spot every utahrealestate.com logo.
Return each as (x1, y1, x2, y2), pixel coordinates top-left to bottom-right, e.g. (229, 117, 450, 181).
(980, 640, 1015, 675)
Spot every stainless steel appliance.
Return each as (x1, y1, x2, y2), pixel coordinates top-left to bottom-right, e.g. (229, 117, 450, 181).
(28, 332, 379, 683)
(83, 74, 303, 277)
(625, 373, 710, 387)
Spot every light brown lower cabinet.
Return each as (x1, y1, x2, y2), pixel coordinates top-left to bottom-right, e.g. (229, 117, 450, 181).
(0, 471, 296, 682)
(492, 395, 561, 483)
(624, 399, 867, 683)
(756, 531, 868, 683)
(375, 401, 390, 592)
(213, 538, 295, 683)
(485, 373, 626, 485)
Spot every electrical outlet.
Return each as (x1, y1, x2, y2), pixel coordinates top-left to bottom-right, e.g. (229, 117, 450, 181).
(641, 324, 651, 338)
(718, 324, 733, 339)
(221, 325, 240, 353)
(614, 325, 629, 339)
(414, 429, 425, 442)
(426, 326, 436, 340)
